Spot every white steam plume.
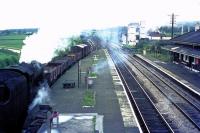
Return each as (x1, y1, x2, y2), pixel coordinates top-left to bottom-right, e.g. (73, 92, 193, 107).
(93, 60, 107, 75)
(29, 81, 51, 110)
(20, 28, 72, 63)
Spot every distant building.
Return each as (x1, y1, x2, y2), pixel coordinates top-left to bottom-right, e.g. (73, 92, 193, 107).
(162, 30, 200, 71)
(127, 23, 140, 46)
(148, 32, 171, 40)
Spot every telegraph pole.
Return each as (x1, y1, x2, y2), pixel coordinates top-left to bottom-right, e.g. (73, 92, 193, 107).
(171, 13, 174, 38)
(169, 13, 178, 39)
(78, 60, 79, 88)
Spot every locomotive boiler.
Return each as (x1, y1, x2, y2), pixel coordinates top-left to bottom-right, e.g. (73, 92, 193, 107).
(0, 61, 44, 133)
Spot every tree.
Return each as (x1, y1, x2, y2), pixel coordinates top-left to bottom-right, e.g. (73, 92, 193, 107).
(68, 36, 83, 47)
(54, 48, 69, 57)
(90, 29, 97, 37)
(54, 35, 84, 58)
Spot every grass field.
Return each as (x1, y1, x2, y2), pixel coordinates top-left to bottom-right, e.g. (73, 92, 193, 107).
(0, 34, 26, 40)
(0, 35, 27, 68)
(0, 35, 27, 50)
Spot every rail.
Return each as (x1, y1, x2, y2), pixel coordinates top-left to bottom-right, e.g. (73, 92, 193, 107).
(108, 49, 174, 133)
(126, 54, 200, 131)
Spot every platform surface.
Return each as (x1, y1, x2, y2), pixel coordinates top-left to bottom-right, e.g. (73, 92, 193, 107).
(50, 49, 140, 133)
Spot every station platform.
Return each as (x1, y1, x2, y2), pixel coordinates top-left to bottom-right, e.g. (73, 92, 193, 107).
(136, 54, 200, 96)
(49, 49, 140, 133)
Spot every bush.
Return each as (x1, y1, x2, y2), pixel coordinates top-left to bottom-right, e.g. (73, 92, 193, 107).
(0, 56, 19, 68)
(54, 48, 69, 57)
(89, 72, 97, 77)
(0, 49, 19, 68)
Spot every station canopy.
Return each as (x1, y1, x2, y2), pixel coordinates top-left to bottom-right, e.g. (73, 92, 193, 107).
(162, 44, 200, 58)
(170, 30, 200, 46)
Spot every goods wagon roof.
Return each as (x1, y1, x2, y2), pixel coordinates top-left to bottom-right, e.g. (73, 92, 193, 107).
(75, 44, 88, 48)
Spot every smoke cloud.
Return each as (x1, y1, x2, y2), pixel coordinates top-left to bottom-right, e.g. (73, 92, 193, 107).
(19, 10, 126, 64)
(19, 28, 72, 63)
(29, 81, 51, 110)
(93, 60, 107, 75)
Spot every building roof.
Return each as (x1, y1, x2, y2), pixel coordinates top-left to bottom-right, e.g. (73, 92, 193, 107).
(75, 44, 88, 48)
(170, 30, 200, 46)
(162, 44, 200, 58)
(149, 32, 166, 37)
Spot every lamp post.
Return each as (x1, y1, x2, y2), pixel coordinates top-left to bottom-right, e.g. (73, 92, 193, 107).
(78, 60, 80, 88)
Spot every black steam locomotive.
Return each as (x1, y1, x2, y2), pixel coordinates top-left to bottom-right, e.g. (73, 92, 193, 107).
(0, 61, 44, 133)
(0, 37, 100, 133)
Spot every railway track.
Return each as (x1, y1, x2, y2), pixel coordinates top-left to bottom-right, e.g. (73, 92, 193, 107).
(126, 55, 200, 129)
(108, 49, 174, 133)
(108, 42, 200, 132)
(117, 51, 200, 132)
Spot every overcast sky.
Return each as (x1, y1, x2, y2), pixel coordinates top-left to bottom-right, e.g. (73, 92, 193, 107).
(0, 0, 200, 32)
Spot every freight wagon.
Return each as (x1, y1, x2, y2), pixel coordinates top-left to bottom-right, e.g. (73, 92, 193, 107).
(44, 43, 95, 86)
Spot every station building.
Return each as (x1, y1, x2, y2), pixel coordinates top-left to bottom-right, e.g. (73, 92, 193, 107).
(162, 29, 200, 71)
(127, 23, 140, 46)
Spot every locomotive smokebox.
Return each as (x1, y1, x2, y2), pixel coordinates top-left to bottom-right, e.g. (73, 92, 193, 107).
(0, 61, 44, 133)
